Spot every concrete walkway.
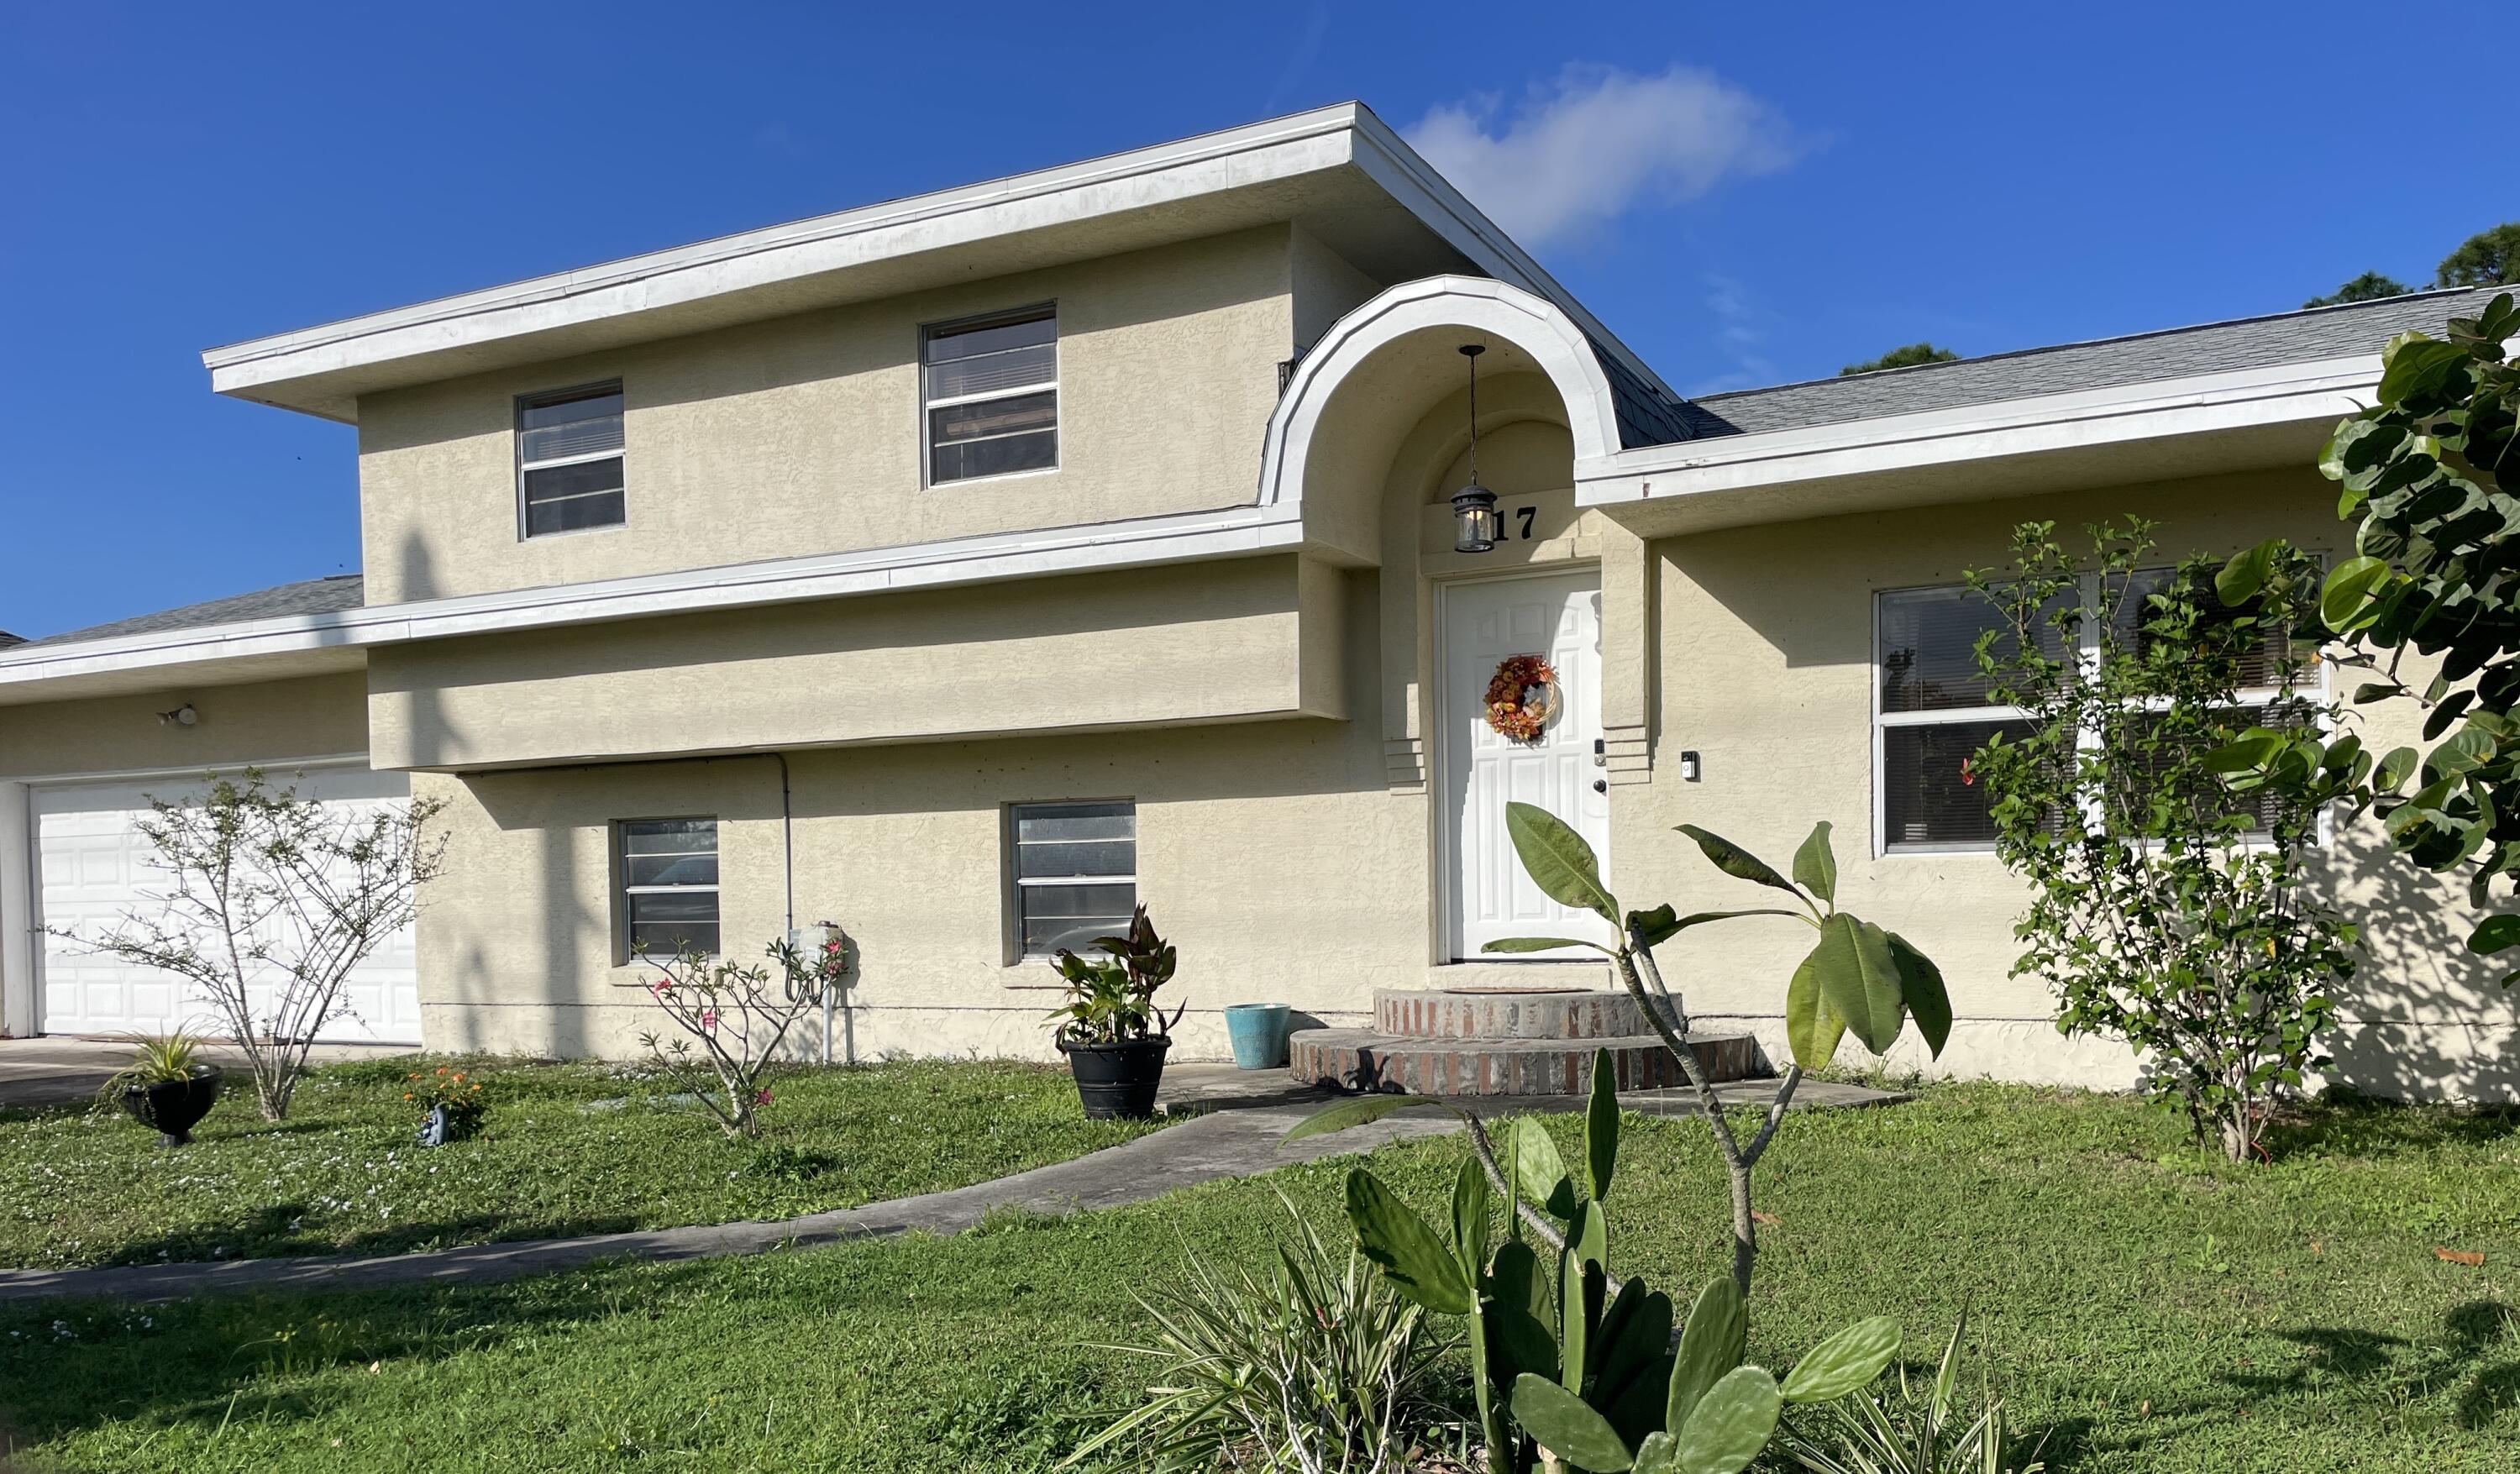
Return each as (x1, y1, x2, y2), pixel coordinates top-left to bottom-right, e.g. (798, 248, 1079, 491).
(0, 1036, 407, 1109)
(0, 1061, 1898, 1305)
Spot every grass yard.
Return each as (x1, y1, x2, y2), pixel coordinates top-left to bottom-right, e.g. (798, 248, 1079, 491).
(1, 1082, 2514, 1471)
(0, 1056, 1159, 1268)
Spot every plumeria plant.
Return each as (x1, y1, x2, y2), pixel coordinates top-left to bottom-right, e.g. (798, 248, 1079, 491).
(630, 922, 850, 1138)
(1289, 805, 1949, 1303)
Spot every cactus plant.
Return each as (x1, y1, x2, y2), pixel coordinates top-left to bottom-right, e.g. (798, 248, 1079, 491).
(1318, 1048, 1902, 1474)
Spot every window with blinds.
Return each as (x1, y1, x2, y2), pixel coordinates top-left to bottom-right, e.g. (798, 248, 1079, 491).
(620, 818, 719, 958)
(923, 306, 1057, 485)
(1875, 571, 2318, 852)
(517, 382, 626, 537)
(1007, 800, 1133, 959)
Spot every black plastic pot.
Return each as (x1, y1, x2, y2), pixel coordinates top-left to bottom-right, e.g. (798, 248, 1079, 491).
(119, 1065, 223, 1147)
(1060, 1036, 1171, 1120)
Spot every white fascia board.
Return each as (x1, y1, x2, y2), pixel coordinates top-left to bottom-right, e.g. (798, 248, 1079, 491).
(1577, 353, 2381, 508)
(0, 503, 1305, 693)
(204, 107, 1373, 408)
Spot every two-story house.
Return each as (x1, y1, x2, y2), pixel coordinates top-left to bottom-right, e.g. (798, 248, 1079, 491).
(2, 103, 2510, 1099)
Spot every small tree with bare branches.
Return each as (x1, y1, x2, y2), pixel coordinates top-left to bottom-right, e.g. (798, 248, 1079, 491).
(60, 768, 447, 1120)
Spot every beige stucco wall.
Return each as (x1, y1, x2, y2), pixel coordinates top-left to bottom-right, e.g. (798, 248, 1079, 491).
(0, 670, 378, 1036)
(0, 671, 371, 779)
(368, 554, 1347, 771)
(411, 568, 1432, 1059)
(357, 227, 1309, 605)
(1629, 466, 2516, 1100)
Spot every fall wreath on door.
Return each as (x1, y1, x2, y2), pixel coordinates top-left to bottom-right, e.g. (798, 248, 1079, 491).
(1483, 654, 1559, 742)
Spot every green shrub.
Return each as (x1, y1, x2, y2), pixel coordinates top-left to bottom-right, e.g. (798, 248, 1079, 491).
(1065, 1189, 1454, 1473)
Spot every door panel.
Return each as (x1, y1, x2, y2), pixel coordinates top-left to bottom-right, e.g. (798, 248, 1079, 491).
(1440, 569, 1609, 959)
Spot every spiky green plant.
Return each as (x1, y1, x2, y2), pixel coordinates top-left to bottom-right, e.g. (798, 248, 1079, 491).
(1063, 1188, 1455, 1473)
(1776, 1310, 2047, 1474)
(93, 1030, 207, 1105)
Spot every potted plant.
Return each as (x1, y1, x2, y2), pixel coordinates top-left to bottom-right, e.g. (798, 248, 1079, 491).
(98, 1031, 223, 1147)
(1046, 905, 1183, 1120)
(405, 1065, 488, 1146)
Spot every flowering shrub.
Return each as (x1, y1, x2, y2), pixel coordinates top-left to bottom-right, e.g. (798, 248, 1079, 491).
(631, 923, 850, 1138)
(402, 1066, 486, 1138)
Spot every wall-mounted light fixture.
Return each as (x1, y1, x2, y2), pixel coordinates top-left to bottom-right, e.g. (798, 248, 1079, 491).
(1449, 344, 1499, 554)
(156, 703, 198, 728)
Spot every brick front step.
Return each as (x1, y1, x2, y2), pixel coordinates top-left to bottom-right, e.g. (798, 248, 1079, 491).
(1373, 986, 1679, 1041)
(1289, 1029, 1759, 1097)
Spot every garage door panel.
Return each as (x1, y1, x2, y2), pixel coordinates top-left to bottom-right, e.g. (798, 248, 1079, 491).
(34, 768, 422, 1044)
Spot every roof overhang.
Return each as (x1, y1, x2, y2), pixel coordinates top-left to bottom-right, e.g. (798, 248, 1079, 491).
(1573, 351, 2378, 538)
(203, 102, 1677, 424)
(0, 501, 1313, 706)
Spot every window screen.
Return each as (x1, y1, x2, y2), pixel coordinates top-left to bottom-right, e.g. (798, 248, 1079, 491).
(924, 307, 1057, 484)
(622, 818, 718, 957)
(1008, 800, 1133, 958)
(519, 383, 625, 537)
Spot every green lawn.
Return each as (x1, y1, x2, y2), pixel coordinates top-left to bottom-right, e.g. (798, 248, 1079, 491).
(1, 1082, 2512, 1472)
(0, 1056, 1159, 1268)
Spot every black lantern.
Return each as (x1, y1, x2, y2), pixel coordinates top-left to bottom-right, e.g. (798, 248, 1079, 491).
(1451, 344, 1499, 553)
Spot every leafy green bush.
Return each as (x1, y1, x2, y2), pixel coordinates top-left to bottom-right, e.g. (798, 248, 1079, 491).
(1967, 521, 2354, 1162)
(1065, 1188, 1452, 1473)
(2214, 292, 2520, 971)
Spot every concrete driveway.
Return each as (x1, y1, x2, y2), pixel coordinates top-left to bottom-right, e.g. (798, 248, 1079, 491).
(0, 1036, 413, 1109)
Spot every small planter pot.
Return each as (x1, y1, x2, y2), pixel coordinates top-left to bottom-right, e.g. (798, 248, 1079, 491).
(417, 1104, 482, 1148)
(1060, 1036, 1172, 1120)
(118, 1065, 223, 1147)
(1223, 1003, 1293, 1071)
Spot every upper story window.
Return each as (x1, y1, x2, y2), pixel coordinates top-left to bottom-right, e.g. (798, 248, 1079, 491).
(923, 306, 1058, 485)
(1874, 571, 2312, 853)
(517, 382, 626, 538)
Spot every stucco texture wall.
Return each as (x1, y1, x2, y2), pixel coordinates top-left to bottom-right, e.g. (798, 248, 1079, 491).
(411, 569, 1432, 1060)
(356, 227, 1304, 606)
(1631, 466, 2516, 1100)
(0, 671, 371, 779)
(368, 555, 1346, 770)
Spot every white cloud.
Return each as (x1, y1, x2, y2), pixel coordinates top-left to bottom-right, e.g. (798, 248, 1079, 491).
(1405, 66, 1796, 248)
(1686, 273, 1779, 396)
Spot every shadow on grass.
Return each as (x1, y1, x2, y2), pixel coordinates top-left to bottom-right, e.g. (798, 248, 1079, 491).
(99, 1209, 646, 1270)
(2220, 1300, 2520, 1430)
(0, 1262, 728, 1449)
(2262, 1094, 2520, 1161)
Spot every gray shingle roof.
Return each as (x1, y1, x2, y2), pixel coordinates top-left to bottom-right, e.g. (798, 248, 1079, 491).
(25, 575, 365, 647)
(1587, 337, 1698, 448)
(1674, 285, 2512, 440)
(0, 632, 23, 648)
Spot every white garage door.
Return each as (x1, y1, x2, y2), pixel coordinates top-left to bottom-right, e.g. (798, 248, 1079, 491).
(35, 766, 422, 1043)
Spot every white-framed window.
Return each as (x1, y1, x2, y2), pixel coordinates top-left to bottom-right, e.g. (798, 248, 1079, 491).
(620, 817, 718, 958)
(1006, 800, 1133, 960)
(517, 381, 625, 538)
(1873, 570, 2314, 854)
(923, 305, 1057, 485)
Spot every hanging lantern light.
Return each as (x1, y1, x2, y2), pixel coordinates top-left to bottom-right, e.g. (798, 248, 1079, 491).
(1450, 343, 1499, 553)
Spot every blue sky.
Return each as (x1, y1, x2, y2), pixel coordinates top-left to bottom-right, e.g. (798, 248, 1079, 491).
(3, 1, 2508, 637)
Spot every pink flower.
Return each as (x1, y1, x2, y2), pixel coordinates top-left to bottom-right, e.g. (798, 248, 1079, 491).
(753, 1088, 774, 1106)
(701, 1010, 718, 1030)
(649, 978, 671, 994)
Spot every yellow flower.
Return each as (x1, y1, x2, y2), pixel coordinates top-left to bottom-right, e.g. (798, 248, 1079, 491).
(402, 1093, 413, 1100)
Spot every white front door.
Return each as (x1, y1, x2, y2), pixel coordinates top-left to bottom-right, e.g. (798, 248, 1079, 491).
(33, 767, 423, 1043)
(1439, 568, 1609, 959)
